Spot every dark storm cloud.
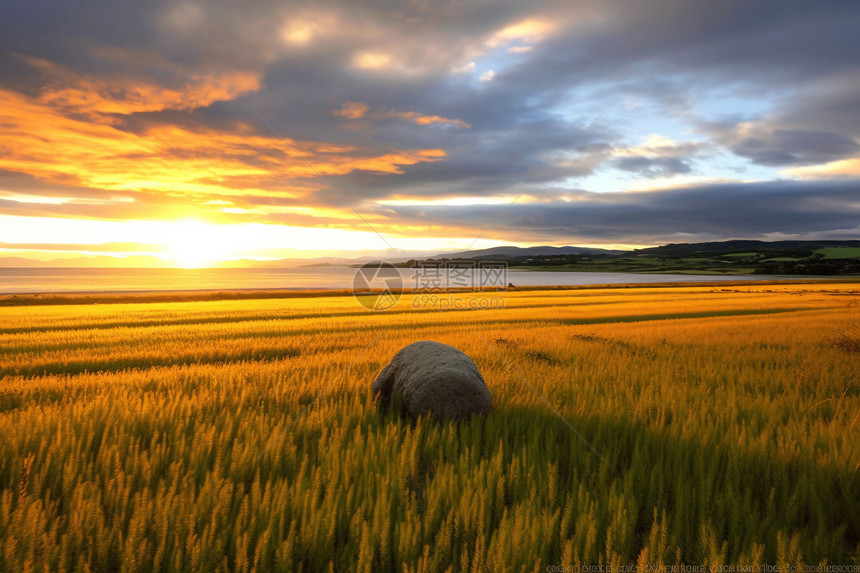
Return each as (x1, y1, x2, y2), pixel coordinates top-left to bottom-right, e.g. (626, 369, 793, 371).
(484, 0, 860, 169)
(254, 0, 860, 201)
(311, 126, 616, 206)
(516, 0, 860, 86)
(377, 179, 860, 243)
(728, 130, 858, 167)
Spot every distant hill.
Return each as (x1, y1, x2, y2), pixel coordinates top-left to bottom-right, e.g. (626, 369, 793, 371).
(427, 240, 860, 276)
(0, 257, 49, 267)
(632, 240, 860, 258)
(438, 245, 625, 259)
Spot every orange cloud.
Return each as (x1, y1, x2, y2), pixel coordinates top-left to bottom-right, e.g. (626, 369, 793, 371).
(0, 88, 446, 212)
(333, 101, 370, 119)
(342, 151, 447, 174)
(25, 57, 261, 117)
(417, 149, 447, 158)
(333, 102, 470, 128)
(374, 109, 470, 129)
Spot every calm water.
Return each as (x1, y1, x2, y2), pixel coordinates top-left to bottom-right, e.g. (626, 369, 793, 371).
(0, 266, 786, 294)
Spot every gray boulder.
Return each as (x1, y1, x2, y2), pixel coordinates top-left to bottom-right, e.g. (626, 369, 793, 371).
(371, 341, 491, 420)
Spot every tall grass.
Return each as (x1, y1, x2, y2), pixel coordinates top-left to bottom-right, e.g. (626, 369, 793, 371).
(1, 283, 858, 571)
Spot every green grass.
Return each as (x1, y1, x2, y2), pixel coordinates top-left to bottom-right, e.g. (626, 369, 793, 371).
(719, 253, 761, 258)
(815, 247, 860, 259)
(1, 283, 859, 571)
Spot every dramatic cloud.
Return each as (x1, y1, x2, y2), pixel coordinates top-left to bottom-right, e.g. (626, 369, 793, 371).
(702, 124, 859, 167)
(24, 56, 262, 118)
(378, 179, 860, 244)
(0, 0, 858, 261)
(0, 86, 446, 198)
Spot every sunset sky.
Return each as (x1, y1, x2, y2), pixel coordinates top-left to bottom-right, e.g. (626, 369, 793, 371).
(1, 0, 858, 266)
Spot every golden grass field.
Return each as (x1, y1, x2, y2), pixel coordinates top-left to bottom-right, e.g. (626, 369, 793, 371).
(1, 281, 858, 571)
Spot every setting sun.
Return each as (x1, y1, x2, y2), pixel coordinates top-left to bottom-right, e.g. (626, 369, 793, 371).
(161, 219, 235, 268)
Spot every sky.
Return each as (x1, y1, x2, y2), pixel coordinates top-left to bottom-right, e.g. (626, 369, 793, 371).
(0, 0, 858, 266)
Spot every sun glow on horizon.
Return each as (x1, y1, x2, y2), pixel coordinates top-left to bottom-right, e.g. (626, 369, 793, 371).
(0, 213, 650, 266)
(161, 219, 234, 268)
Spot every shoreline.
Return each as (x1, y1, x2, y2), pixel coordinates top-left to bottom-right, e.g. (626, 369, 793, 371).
(1, 277, 857, 307)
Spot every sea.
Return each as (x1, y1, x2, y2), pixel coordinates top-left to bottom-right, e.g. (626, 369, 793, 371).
(0, 266, 788, 295)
